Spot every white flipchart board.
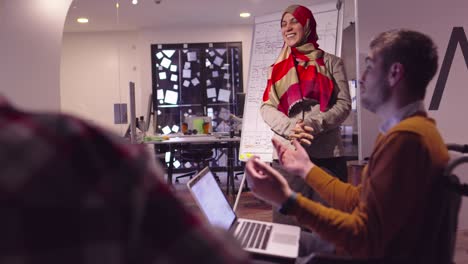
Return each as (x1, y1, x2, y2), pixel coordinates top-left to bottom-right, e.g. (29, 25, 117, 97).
(239, 2, 343, 162)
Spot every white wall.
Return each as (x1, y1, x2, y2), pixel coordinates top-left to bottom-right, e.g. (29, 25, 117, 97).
(356, 0, 468, 229)
(0, 0, 72, 111)
(61, 25, 253, 134)
(61, 31, 138, 134)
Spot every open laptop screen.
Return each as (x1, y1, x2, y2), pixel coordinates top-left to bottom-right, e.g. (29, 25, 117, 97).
(188, 168, 236, 230)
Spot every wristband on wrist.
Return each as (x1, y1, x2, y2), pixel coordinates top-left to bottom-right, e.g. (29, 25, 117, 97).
(278, 191, 298, 215)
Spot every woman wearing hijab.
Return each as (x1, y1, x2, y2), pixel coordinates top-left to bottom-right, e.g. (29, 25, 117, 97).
(261, 5, 351, 226)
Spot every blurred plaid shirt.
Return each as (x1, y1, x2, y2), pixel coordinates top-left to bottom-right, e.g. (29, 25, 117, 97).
(0, 96, 250, 264)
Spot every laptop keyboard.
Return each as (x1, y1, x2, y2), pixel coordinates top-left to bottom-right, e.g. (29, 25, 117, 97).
(235, 221, 272, 250)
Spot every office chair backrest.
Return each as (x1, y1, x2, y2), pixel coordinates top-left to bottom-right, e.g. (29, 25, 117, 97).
(403, 144, 467, 264)
(180, 144, 214, 161)
(434, 174, 462, 264)
(440, 144, 468, 263)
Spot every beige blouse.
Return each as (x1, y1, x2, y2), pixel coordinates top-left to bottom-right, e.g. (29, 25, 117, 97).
(260, 53, 352, 158)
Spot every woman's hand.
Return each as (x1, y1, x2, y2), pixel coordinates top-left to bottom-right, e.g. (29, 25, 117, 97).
(289, 121, 314, 146)
(272, 137, 315, 179)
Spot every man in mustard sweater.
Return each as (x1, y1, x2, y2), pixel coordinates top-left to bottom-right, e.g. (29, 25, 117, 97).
(246, 29, 449, 263)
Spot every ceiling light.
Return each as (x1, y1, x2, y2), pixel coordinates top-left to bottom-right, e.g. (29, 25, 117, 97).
(77, 17, 89, 23)
(240, 12, 251, 18)
(132, 0, 138, 4)
(116, 2, 119, 8)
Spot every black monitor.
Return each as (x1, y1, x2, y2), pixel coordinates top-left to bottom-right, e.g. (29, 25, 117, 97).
(236, 92, 246, 118)
(144, 93, 153, 131)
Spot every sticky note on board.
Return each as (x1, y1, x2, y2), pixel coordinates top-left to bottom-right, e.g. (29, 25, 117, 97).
(187, 51, 197, 62)
(207, 88, 217, 98)
(163, 50, 175, 58)
(183, 69, 191, 78)
(218, 89, 231, 102)
(161, 58, 171, 68)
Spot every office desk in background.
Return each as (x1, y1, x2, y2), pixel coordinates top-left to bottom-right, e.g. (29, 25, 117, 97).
(347, 160, 367, 186)
(145, 134, 241, 195)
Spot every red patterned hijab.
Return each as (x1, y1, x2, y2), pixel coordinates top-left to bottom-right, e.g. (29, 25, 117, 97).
(262, 5, 334, 116)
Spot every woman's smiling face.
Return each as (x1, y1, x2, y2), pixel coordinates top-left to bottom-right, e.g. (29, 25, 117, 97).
(281, 13, 305, 48)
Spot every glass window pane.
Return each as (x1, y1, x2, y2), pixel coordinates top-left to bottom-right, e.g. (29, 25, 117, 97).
(155, 49, 181, 106)
(180, 49, 203, 105)
(151, 42, 243, 135)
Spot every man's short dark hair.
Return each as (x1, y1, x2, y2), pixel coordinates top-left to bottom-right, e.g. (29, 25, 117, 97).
(370, 29, 438, 100)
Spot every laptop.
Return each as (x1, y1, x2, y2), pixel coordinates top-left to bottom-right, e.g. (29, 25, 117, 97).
(187, 167, 300, 259)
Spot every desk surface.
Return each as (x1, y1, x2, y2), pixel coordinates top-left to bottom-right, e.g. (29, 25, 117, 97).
(145, 134, 242, 194)
(144, 134, 241, 145)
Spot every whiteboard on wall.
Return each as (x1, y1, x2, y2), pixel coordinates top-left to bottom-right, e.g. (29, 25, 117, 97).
(239, 2, 343, 162)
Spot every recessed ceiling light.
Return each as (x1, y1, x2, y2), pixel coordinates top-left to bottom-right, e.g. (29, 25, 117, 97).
(77, 17, 89, 23)
(240, 12, 251, 18)
(132, 0, 138, 4)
